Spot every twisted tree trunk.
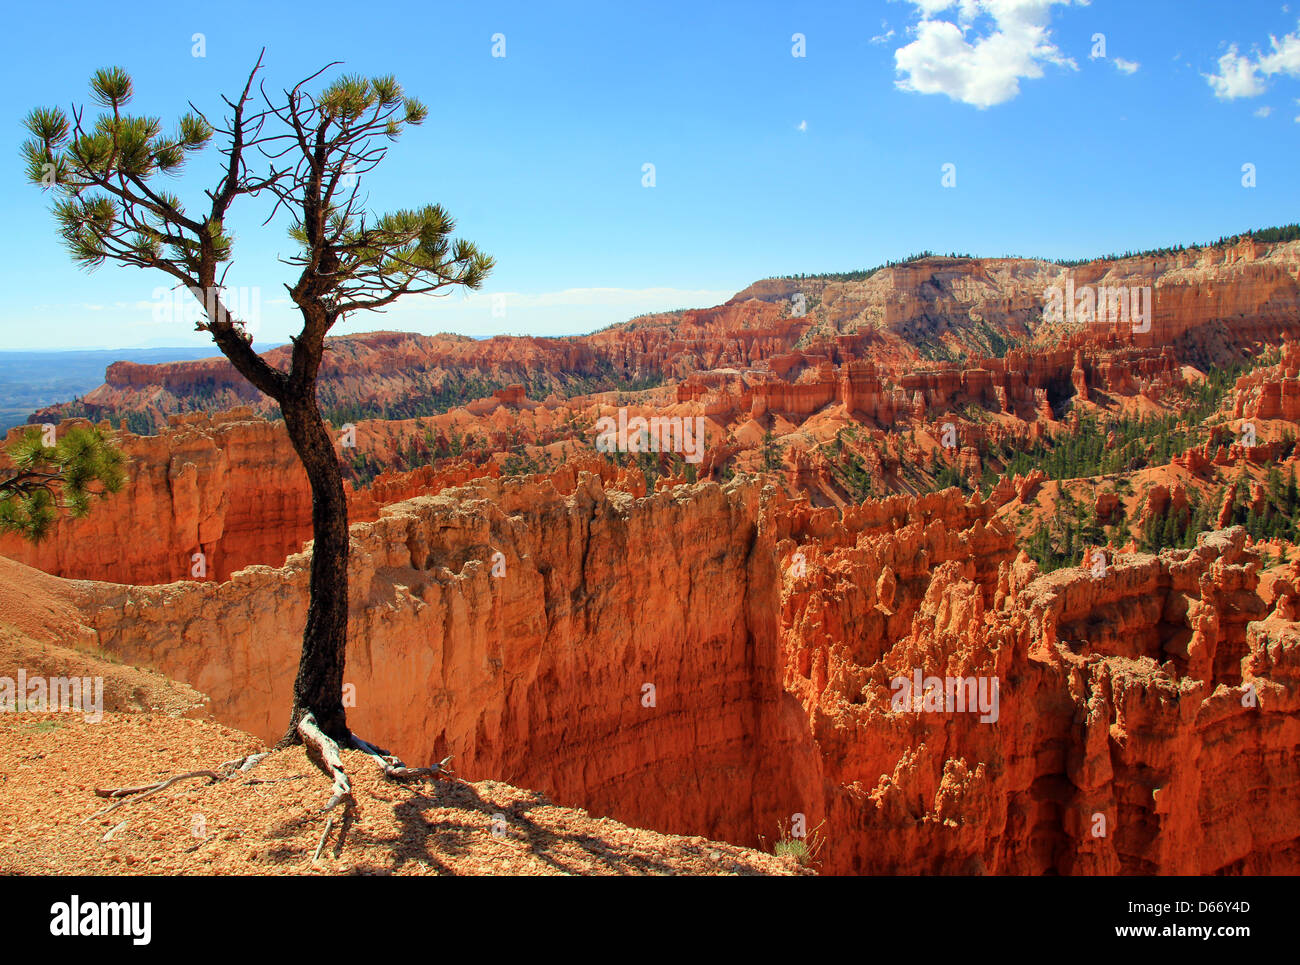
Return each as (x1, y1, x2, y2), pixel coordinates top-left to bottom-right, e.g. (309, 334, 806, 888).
(280, 389, 351, 745)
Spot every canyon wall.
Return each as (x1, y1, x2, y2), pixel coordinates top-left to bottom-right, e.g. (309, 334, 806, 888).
(66, 330, 623, 421)
(0, 411, 310, 584)
(0, 411, 499, 584)
(10, 240, 1299, 873)
(71, 474, 821, 849)
(736, 240, 1300, 355)
(64, 474, 1300, 874)
(34, 241, 1300, 431)
(678, 338, 1186, 425)
(1234, 340, 1300, 422)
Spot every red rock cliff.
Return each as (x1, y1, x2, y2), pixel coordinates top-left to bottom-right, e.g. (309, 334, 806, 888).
(62, 476, 1299, 874)
(0, 410, 498, 584)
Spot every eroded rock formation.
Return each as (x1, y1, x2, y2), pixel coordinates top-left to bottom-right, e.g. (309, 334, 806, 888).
(59, 474, 1299, 874)
(7, 237, 1300, 876)
(32, 241, 1300, 433)
(0, 411, 500, 584)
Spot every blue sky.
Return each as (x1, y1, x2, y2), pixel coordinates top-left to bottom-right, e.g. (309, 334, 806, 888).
(1, 0, 1297, 349)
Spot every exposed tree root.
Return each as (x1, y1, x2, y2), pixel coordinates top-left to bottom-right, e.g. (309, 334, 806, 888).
(313, 813, 337, 862)
(82, 771, 224, 825)
(82, 752, 270, 825)
(226, 752, 271, 773)
(297, 712, 352, 812)
(351, 734, 454, 783)
(293, 718, 455, 863)
(92, 770, 223, 801)
(81, 715, 455, 864)
(297, 712, 352, 863)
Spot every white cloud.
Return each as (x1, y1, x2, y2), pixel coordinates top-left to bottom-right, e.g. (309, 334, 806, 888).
(912, 0, 960, 14)
(1259, 29, 1300, 74)
(1256, 105, 1273, 116)
(796, 119, 808, 132)
(893, 0, 1083, 108)
(1113, 57, 1139, 74)
(1205, 47, 1266, 98)
(1205, 25, 1300, 99)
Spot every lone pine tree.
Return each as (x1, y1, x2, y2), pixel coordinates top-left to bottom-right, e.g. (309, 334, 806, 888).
(22, 55, 492, 777)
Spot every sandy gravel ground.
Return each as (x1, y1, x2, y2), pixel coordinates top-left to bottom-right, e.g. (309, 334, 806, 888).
(0, 712, 805, 876)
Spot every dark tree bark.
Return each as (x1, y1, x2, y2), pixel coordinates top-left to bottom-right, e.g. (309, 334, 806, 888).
(279, 384, 350, 745)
